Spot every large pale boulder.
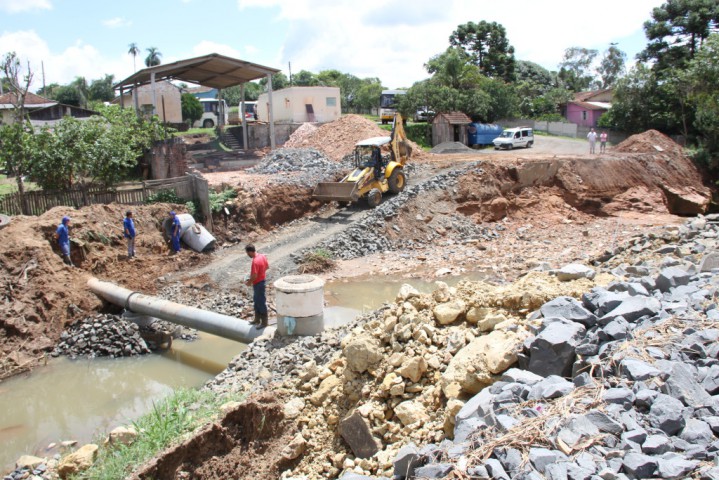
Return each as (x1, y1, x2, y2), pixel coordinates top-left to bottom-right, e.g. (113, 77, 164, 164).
(398, 356, 428, 383)
(310, 374, 342, 406)
(58, 444, 98, 479)
(343, 333, 383, 373)
(432, 281, 451, 303)
(394, 401, 429, 426)
(397, 284, 421, 301)
(433, 299, 466, 325)
(106, 426, 137, 446)
(441, 330, 523, 397)
(16, 455, 45, 470)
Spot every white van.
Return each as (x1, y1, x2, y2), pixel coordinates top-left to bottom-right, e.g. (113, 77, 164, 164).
(193, 98, 228, 128)
(493, 127, 534, 150)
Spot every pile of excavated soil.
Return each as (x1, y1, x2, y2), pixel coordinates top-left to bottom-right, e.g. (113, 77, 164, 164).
(613, 129, 684, 155)
(282, 122, 318, 148)
(134, 393, 299, 480)
(0, 203, 209, 381)
(282, 114, 424, 162)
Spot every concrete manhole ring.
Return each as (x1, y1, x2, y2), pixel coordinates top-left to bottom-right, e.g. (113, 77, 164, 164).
(0, 214, 10, 229)
(274, 274, 325, 292)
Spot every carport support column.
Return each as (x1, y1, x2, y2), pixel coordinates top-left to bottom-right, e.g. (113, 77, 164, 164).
(240, 83, 248, 151)
(267, 73, 275, 149)
(151, 71, 157, 116)
(133, 82, 140, 117)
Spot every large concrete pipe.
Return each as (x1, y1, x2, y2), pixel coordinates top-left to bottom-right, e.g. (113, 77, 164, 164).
(88, 278, 266, 343)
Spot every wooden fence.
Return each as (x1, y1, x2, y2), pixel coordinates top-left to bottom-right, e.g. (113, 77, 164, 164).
(0, 175, 199, 217)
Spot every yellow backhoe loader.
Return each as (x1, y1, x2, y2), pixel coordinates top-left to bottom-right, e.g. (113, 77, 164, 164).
(312, 113, 411, 207)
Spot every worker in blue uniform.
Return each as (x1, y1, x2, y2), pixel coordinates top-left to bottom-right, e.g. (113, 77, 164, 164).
(54, 215, 73, 266)
(170, 211, 181, 254)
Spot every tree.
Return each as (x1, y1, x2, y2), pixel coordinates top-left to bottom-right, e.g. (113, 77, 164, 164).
(181, 93, 203, 126)
(0, 52, 34, 213)
(88, 74, 115, 103)
(223, 82, 262, 105)
(53, 85, 82, 106)
(259, 72, 289, 91)
(71, 76, 89, 108)
(685, 34, 719, 168)
(128, 43, 140, 72)
(640, 0, 719, 72)
(353, 81, 383, 112)
(425, 47, 482, 90)
(597, 45, 627, 88)
(145, 47, 162, 67)
(449, 21, 516, 81)
(293, 70, 320, 86)
(558, 47, 599, 92)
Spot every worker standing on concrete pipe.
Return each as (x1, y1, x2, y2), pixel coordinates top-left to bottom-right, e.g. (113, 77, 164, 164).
(245, 244, 269, 328)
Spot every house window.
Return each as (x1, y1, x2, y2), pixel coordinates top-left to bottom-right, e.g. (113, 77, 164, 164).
(141, 104, 154, 116)
(326, 97, 337, 107)
(582, 111, 587, 121)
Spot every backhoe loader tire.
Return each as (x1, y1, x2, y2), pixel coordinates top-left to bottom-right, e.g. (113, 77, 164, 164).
(388, 169, 406, 194)
(367, 188, 382, 208)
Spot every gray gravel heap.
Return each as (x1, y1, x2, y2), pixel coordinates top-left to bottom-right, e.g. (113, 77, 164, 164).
(337, 214, 719, 479)
(248, 147, 351, 187)
(53, 314, 150, 358)
(313, 163, 500, 260)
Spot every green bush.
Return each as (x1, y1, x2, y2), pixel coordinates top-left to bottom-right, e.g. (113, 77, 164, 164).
(404, 123, 432, 150)
(145, 189, 184, 205)
(209, 188, 237, 213)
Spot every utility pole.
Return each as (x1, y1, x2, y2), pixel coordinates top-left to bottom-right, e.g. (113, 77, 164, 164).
(41, 61, 46, 93)
(288, 61, 292, 86)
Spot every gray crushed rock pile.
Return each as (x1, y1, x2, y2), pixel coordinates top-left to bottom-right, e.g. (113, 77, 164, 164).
(310, 162, 500, 260)
(248, 148, 351, 187)
(157, 281, 252, 320)
(351, 214, 719, 480)
(53, 314, 151, 358)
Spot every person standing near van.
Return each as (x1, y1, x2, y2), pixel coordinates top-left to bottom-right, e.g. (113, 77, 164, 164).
(245, 244, 269, 328)
(123, 210, 136, 258)
(587, 128, 598, 154)
(600, 131, 608, 153)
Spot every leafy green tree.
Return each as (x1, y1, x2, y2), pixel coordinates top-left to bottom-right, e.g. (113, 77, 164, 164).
(259, 72, 289, 91)
(449, 20, 516, 81)
(597, 45, 627, 88)
(128, 43, 140, 72)
(558, 47, 598, 92)
(52, 85, 82, 106)
(88, 74, 115, 102)
(354, 81, 383, 112)
(685, 34, 719, 167)
(36, 82, 60, 98)
(425, 47, 482, 90)
(181, 93, 203, 125)
(145, 47, 162, 67)
(640, 0, 719, 72)
(292, 70, 320, 86)
(222, 82, 262, 105)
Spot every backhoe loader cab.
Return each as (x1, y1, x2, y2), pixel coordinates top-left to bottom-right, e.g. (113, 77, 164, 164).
(312, 113, 410, 208)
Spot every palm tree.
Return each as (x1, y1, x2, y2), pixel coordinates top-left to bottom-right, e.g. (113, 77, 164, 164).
(145, 47, 162, 67)
(128, 43, 140, 72)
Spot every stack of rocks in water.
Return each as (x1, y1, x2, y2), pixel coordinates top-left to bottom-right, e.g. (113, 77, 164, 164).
(315, 163, 500, 260)
(53, 314, 150, 358)
(248, 148, 351, 187)
(342, 215, 719, 480)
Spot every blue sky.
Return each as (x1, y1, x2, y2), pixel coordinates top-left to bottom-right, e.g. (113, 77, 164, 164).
(0, 0, 665, 92)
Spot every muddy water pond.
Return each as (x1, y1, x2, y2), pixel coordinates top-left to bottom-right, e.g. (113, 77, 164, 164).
(0, 272, 484, 471)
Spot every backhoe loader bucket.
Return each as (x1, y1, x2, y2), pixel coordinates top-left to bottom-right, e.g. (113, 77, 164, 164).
(312, 182, 359, 203)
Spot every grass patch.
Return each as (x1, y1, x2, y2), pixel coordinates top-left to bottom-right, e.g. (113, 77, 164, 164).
(0, 174, 39, 196)
(175, 127, 217, 137)
(297, 248, 336, 274)
(75, 388, 241, 480)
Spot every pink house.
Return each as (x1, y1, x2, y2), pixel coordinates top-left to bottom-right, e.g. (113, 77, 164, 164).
(564, 89, 613, 127)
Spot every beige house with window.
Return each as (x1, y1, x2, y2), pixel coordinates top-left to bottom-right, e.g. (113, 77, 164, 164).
(113, 80, 182, 123)
(256, 86, 340, 123)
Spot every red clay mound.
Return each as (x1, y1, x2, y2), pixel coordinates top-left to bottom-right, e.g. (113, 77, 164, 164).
(614, 129, 684, 155)
(284, 114, 423, 161)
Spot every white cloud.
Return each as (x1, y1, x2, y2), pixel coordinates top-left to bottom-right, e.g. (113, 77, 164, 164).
(0, 30, 134, 88)
(102, 17, 132, 28)
(237, 0, 665, 88)
(0, 0, 51, 13)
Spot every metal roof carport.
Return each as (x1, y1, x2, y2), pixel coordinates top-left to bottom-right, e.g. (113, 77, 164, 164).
(114, 53, 281, 149)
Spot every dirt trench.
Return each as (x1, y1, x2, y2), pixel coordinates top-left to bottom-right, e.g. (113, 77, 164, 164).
(133, 394, 298, 480)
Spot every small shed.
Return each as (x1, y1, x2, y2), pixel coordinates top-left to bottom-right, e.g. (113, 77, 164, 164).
(257, 86, 340, 123)
(431, 112, 472, 146)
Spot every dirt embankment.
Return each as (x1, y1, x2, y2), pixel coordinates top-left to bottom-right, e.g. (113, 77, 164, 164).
(0, 203, 209, 380)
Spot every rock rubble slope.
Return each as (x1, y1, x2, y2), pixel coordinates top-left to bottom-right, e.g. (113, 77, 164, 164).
(195, 214, 719, 480)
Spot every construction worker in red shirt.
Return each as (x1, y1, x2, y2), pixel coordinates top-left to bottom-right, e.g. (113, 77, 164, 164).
(245, 244, 269, 327)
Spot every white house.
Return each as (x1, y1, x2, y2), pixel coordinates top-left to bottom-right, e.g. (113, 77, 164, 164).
(257, 86, 340, 123)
